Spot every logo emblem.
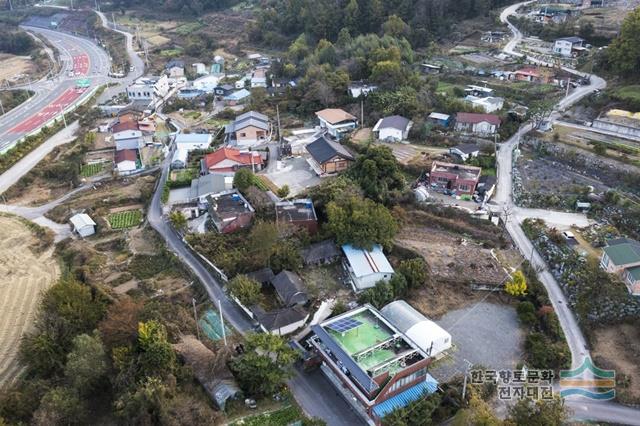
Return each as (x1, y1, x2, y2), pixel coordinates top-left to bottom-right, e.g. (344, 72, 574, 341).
(559, 357, 615, 400)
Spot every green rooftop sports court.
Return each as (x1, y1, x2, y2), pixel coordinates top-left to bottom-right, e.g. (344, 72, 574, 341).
(326, 310, 398, 371)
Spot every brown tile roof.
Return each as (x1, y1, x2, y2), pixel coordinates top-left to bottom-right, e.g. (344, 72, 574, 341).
(456, 112, 501, 126)
(115, 149, 137, 163)
(315, 108, 357, 124)
(112, 121, 139, 133)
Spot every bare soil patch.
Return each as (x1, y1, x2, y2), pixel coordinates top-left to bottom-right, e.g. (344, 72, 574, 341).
(0, 216, 59, 388)
(592, 323, 640, 405)
(0, 54, 34, 82)
(397, 226, 509, 285)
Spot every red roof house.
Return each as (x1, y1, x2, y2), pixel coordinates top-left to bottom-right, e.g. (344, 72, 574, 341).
(111, 121, 140, 134)
(202, 147, 264, 173)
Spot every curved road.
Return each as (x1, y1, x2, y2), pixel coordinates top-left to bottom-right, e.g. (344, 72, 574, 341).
(498, 3, 640, 424)
(0, 26, 110, 153)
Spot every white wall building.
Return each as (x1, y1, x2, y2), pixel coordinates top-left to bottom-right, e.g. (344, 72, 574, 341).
(465, 96, 504, 113)
(193, 75, 221, 93)
(126, 75, 170, 103)
(342, 244, 394, 292)
(372, 115, 413, 142)
(380, 300, 452, 357)
(69, 213, 96, 238)
(171, 133, 213, 169)
(553, 36, 585, 57)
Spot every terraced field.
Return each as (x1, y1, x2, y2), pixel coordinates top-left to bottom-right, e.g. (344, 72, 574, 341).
(0, 216, 59, 388)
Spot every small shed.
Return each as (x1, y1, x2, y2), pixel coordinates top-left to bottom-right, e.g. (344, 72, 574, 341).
(69, 213, 96, 237)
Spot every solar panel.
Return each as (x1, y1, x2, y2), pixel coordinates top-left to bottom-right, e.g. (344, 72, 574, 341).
(328, 317, 363, 333)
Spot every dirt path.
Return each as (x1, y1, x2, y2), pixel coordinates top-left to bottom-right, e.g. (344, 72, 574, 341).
(0, 216, 59, 388)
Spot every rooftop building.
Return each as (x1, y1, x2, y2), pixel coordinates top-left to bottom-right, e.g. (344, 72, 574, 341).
(275, 198, 318, 235)
(310, 303, 441, 424)
(207, 190, 255, 234)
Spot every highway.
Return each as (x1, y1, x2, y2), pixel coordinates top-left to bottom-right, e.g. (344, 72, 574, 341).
(0, 26, 111, 153)
(498, 3, 640, 424)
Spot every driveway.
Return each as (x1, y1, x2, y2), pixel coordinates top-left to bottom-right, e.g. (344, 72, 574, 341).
(263, 156, 321, 195)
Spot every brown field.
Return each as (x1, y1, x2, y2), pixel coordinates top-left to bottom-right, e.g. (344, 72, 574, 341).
(0, 54, 34, 82)
(0, 216, 59, 388)
(592, 323, 640, 405)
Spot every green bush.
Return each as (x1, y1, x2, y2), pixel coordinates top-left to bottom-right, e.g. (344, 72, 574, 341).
(128, 253, 173, 280)
(516, 301, 537, 327)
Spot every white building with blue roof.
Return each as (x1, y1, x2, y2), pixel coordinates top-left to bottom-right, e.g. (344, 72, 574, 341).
(342, 244, 395, 292)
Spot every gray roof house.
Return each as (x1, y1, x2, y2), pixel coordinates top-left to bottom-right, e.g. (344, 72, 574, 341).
(301, 240, 340, 266)
(449, 143, 481, 161)
(372, 115, 413, 142)
(189, 173, 235, 204)
(224, 111, 270, 147)
(272, 270, 308, 306)
(305, 135, 355, 175)
(246, 268, 275, 285)
(251, 305, 309, 336)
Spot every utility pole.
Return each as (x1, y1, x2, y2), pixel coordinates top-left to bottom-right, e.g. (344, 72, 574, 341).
(360, 98, 364, 128)
(192, 298, 201, 341)
(461, 360, 473, 401)
(565, 77, 571, 98)
(0, 99, 4, 116)
(276, 104, 281, 144)
(59, 104, 67, 128)
(218, 299, 227, 346)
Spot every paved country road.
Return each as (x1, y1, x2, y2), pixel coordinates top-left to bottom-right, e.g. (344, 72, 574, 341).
(0, 26, 110, 153)
(498, 3, 640, 425)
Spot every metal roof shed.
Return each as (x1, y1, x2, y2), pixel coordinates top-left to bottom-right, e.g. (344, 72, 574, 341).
(342, 244, 394, 291)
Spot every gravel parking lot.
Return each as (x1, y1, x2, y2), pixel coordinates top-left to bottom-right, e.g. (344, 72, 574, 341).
(263, 156, 321, 195)
(430, 302, 524, 382)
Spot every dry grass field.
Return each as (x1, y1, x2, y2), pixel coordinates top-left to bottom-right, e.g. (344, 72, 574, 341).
(0, 216, 59, 388)
(0, 54, 34, 82)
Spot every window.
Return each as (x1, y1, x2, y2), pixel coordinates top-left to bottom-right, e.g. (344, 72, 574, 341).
(388, 368, 427, 393)
(458, 184, 470, 192)
(437, 177, 449, 183)
(240, 132, 246, 137)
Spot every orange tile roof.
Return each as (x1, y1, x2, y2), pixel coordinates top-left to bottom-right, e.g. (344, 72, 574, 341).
(204, 147, 263, 169)
(315, 108, 357, 124)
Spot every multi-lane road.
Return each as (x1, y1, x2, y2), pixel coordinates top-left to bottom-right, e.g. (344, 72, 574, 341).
(0, 26, 111, 153)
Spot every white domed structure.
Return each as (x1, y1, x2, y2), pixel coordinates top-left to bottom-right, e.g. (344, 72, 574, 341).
(381, 300, 452, 357)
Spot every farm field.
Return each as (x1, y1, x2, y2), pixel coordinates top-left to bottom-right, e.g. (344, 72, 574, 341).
(0, 216, 59, 388)
(108, 210, 143, 229)
(80, 162, 105, 178)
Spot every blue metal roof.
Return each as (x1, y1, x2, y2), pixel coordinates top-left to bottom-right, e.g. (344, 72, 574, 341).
(371, 374, 438, 419)
(311, 324, 379, 394)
